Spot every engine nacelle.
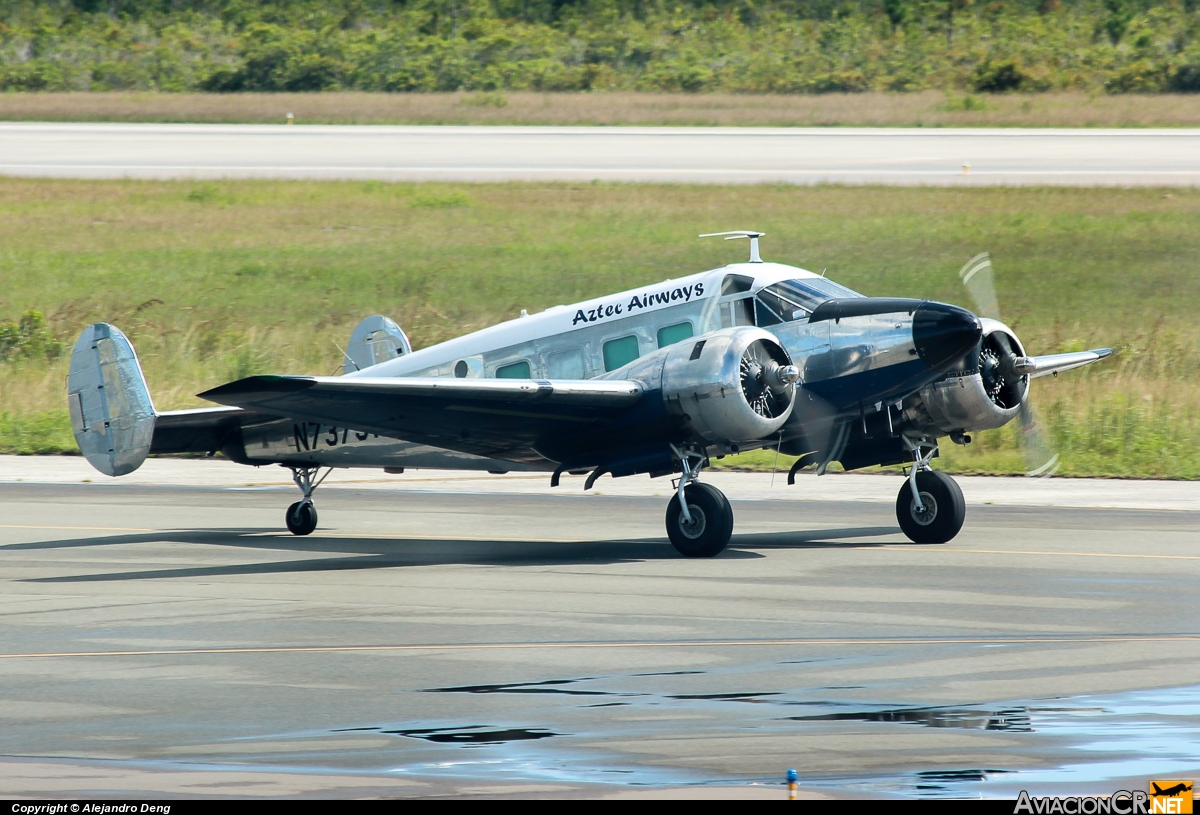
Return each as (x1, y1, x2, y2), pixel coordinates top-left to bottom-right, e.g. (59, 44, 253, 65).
(914, 317, 1027, 435)
(658, 327, 797, 444)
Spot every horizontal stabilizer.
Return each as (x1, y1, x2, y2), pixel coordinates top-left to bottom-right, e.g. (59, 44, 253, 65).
(152, 406, 281, 455)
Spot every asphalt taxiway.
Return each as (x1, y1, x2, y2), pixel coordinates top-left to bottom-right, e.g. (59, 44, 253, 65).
(2, 123, 1199, 185)
(0, 462, 1197, 798)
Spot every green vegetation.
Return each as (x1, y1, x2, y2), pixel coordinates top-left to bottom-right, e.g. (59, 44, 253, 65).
(10, 90, 1200, 127)
(0, 310, 62, 362)
(2, 1, 1200, 95)
(0, 178, 1196, 478)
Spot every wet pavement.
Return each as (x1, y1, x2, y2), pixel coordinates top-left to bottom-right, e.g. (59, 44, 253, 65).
(0, 481, 1197, 797)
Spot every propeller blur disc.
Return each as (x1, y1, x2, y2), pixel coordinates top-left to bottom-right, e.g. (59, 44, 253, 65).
(958, 252, 1002, 322)
(958, 252, 1060, 478)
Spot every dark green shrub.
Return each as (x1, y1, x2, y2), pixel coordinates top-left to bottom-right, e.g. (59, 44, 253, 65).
(883, 0, 909, 30)
(974, 61, 1026, 92)
(1170, 64, 1200, 93)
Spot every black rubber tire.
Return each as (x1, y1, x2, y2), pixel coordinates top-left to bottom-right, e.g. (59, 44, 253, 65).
(666, 482, 734, 557)
(895, 470, 965, 544)
(286, 501, 318, 536)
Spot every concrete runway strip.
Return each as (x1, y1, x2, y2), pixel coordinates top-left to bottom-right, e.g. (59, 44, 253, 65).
(0, 457, 1197, 798)
(2, 123, 1199, 185)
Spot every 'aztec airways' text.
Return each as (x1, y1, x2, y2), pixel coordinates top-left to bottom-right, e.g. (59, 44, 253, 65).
(571, 283, 705, 326)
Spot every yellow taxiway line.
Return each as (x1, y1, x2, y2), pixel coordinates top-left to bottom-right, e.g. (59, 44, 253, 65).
(1, 635, 1198, 661)
(887, 547, 1200, 561)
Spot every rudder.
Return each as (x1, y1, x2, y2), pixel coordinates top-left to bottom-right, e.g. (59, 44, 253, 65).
(343, 315, 411, 374)
(67, 323, 156, 476)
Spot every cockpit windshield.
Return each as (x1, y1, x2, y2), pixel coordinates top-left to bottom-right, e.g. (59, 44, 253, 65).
(755, 277, 864, 325)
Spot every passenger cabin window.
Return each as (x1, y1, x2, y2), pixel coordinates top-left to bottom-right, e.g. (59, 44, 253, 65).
(602, 335, 640, 372)
(547, 348, 586, 379)
(657, 322, 694, 348)
(496, 360, 531, 379)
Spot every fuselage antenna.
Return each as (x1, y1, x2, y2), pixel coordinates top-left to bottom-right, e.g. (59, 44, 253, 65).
(700, 230, 765, 263)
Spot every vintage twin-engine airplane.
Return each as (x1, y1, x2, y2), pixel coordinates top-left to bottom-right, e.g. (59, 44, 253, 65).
(67, 233, 1111, 557)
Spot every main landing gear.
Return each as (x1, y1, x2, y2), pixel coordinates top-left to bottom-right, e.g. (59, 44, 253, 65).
(895, 439, 965, 544)
(665, 446, 733, 558)
(285, 466, 330, 536)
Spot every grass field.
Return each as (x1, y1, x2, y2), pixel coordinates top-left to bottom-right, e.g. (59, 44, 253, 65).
(6, 92, 1200, 128)
(0, 178, 1196, 478)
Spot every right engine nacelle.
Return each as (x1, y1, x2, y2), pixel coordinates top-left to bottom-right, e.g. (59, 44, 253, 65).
(660, 327, 797, 444)
(914, 318, 1027, 435)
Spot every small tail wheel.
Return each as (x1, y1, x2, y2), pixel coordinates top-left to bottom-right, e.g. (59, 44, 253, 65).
(896, 470, 965, 544)
(286, 501, 318, 536)
(666, 482, 734, 557)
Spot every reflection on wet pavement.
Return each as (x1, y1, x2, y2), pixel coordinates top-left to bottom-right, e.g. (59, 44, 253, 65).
(389, 726, 559, 745)
(425, 678, 621, 697)
(339, 672, 1200, 795)
(334, 723, 560, 745)
(789, 705, 1033, 732)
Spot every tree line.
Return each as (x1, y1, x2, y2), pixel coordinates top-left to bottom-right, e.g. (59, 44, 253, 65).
(2, 0, 1198, 93)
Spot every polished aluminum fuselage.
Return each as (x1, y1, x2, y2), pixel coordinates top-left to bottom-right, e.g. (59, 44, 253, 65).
(242, 262, 930, 470)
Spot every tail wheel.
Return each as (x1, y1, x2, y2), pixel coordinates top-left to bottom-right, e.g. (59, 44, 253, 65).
(666, 483, 733, 557)
(896, 470, 965, 544)
(286, 501, 318, 536)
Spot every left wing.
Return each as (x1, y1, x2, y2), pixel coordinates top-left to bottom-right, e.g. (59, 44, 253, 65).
(200, 375, 648, 463)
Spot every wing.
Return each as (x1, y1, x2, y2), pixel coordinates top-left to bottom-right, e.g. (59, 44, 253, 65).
(199, 375, 647, 463)
(1016, 348, 1113, 379)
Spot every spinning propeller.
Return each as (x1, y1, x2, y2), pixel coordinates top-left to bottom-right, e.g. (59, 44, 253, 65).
(958, 253, 1060, 477)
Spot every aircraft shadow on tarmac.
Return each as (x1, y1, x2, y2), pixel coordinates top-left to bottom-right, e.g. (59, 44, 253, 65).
(4, 525, 902, 583)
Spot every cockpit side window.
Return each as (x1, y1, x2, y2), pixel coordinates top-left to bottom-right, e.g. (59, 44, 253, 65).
(718, 297, 754, 328)
(757, 278, 864, 322)
(754, 290, 789, 326)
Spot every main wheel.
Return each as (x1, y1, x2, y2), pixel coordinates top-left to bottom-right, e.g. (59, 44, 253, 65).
(666, 482, 733, 557)
(286, 501, 318, 536)
(895, 470, 965, 544)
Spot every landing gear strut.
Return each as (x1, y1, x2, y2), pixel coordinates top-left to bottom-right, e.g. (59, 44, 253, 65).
(895, 438, 965, 544)
(286, 466, 330, 536)
(665, 446, 733, 557)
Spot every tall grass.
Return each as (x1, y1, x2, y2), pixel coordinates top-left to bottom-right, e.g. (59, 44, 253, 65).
(7, 91, 1200, 128)
(0, 178, 1196, 478)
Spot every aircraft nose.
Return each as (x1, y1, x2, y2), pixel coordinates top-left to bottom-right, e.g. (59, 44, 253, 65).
(913, 302, 983, 372)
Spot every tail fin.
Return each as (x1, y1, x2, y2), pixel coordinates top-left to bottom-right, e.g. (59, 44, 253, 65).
(343, 315, 411, 374)
(67, 323, 156, 476)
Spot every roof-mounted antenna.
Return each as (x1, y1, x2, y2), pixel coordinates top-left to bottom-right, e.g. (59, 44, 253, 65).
(699, 230, 766, 264)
